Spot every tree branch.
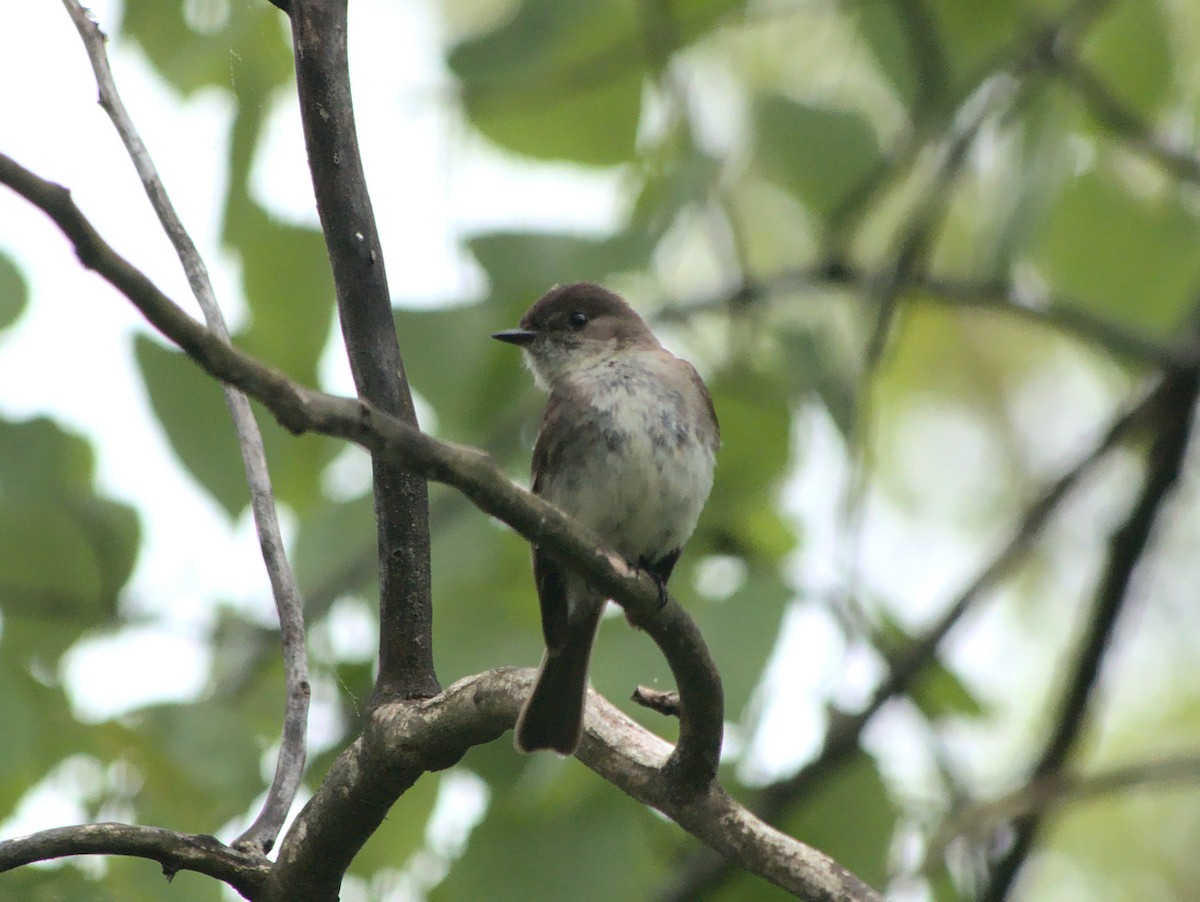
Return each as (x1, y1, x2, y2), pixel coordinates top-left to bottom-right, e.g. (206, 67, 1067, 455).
(929, 752, 1200, 867)
(287, 0, 438, 702)
(0, 823, 271, 899)
(60, 0, 310, 855)
(660, 264, 1182, 369)
(980, 365, 1200, 901)
(266, 668, 880, 902)
(1054, 55, 1200, 184)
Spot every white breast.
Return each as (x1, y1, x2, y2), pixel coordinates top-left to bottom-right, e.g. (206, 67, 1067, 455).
(540, 351, 716, 562)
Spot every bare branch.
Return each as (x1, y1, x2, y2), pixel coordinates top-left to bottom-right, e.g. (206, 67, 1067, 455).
(633, 685, 681, 717)
(59, 0, 310, 854)
(0, 823, 270, 899)
(287, 0, 439, 703)
(266, 668, 880, 902)
(980, 366, 1200, 901)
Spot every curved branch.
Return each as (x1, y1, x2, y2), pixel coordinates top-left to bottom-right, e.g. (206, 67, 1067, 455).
(0, 823, 271, 899)
(60, 0, 310, 854)
(267, 668, 879, 902)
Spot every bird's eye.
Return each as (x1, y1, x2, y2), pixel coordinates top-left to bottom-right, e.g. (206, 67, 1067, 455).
(568, 311, 589, 330)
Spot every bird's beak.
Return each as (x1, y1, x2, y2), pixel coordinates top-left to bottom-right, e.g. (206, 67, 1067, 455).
(492, 328, 539, 346)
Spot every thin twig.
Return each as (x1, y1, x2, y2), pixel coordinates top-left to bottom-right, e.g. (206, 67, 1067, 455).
(929, 753, 1200, 867)
(0, 823, 271, 898)
(660, 264, 1181, 368)
(980, 366, 1200, 901)
(1054, 55, 1200, 184)
(60, 0, 309, 854)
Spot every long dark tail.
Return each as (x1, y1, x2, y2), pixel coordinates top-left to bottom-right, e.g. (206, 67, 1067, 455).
(514, 604, 603, 755)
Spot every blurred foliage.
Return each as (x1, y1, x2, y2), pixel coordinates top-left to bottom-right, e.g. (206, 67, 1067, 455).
(3, 0, 1200, 900)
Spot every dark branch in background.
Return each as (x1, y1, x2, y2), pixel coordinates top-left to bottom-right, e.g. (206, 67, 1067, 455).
(0, 152, 812, 896)
(656, 373, 1169, 902)
(59, 0, 310, 855)
(1053, 55, 1200, 184)
(287, 0, 439, 702)
(0, 823, 271, 899)
(980, 366, 1200, 901)
(930, 752, 1200, 867)
(659, 263, 1182, 368)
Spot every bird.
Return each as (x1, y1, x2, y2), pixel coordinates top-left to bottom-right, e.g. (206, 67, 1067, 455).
(493, 282, 719, 755)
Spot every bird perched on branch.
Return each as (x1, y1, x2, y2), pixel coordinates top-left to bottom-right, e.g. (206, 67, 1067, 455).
(494, 282, 719, 755)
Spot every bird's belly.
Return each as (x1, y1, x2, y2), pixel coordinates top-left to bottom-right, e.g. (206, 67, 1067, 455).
(543, 395, 714, 562)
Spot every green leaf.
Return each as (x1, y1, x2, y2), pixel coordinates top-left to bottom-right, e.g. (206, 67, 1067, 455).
(0, 503, 105, 622)
(0, 643, 83, 819)
(468, 230, 654, 302)
(701, 364, 796, 562)
(1082, 0, 1172, 117)
(449, 0, 644, 165)
(108, 700, 264, 829)
(0, 417, 137, 632)
(350, 773, 441, 877)
(121, 0, 291, 98)
(777, 750, 894, 891)
(0, 416, 95, 499)
(0, 249, 27, 333)
(852, 1, 922, 112)
(779, 325, 859, 440)
(432, 778, 659, 902)
(913, 659, 987, 720)
(754, 95, 884, 225)
(134, 335, 246, 517)
(292, 493, 376, 602)
(692, 563, 791, 722)
(922, 0, 1030, 99)
(230, 212, 334, 386)
(1031, 169, 1200, 332)
(135, 336, 338, 516)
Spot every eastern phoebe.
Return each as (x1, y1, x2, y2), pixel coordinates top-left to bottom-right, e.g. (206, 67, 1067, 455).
(493, 282, 720, 754)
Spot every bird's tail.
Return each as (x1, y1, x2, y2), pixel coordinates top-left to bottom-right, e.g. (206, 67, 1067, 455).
(514, 606, 603, 755)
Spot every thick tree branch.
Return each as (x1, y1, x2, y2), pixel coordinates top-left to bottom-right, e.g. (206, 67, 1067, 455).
(59, 0, 311, 856)
(980, 366, 1200, 901)
(0, 823, 271, 899)
(266, 668, 879, 902)
(287, 0, 438, 702)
